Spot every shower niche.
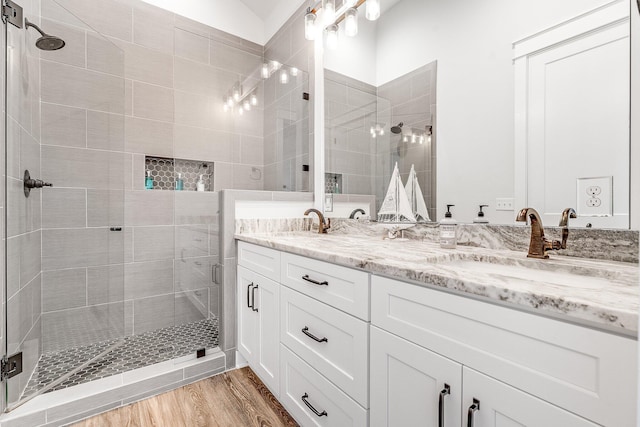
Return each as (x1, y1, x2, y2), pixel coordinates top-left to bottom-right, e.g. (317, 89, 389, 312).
(145, 156, 215, 192)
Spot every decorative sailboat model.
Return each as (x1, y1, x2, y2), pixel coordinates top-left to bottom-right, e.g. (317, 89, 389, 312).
(405, 164, 431, 222)
(378, 162, 417, 223)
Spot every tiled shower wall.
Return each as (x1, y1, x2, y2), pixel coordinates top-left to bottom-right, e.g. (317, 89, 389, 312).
(263, 4, 314, 192)
(20, 0, 270, 383)
(324, 63, 437, 218)
(377, 62, 437, 220)
(324, 69, 377, 195)
(4, 0, 43, 403)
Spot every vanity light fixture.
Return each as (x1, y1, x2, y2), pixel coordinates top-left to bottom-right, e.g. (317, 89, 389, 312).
(370, 123, 385, 137)
(366, 0, 380, 20)
(304, 0, 381, 46)
(291, 67, 299, 77)
(250, 93, 258, 106)
(280, 69, 289, 84)
(345, 7, 358, 37)
(326, 24, 338, 50)
(261, 63, 270, 78)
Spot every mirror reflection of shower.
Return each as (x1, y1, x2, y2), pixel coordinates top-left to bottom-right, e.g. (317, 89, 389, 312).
(25, 18, 65, 50)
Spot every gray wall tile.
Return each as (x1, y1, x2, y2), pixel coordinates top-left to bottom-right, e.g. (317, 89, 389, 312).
(41, 61, 124, 114)
(87, 189, 125, 227)
(42, 188, 86, 229)
(86, 33, 125, 77)
(42, 228, 111, 270)
(40, 19, 86, 68)
(41, 103, 86, 148)
(174, 27, 209, 64)
(42, 268, 86, 312)
(175, 290, 207, 325)
(132, 2, 175, 54)
(174, 191, 218, 225)
(87, 111, 125, 151)
(124, 260, 173, 300)
(120, 41, 173, 88)
(125, 190, 174, 226)
(132, 81, 173, 122)
(175, 256, 215, 292)
(88, 264, 124, 305)
(133, 294, 174, 334)
(133, 226, 174, 262)
(125, 116, 173, 157)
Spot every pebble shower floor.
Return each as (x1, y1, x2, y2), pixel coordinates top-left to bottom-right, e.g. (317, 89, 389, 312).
(22, 317, 219, 398)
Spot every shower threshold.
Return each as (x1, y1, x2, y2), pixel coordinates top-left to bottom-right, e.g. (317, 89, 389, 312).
(22, 317, 219, 399)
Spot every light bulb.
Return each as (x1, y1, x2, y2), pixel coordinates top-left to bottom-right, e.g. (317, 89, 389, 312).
(344, 0, 357, 6)
(345, 8, 358, 37)
(326, 24, 338, 50)
(366, 0, 380, 21)
(403, 135, 409, 143)
(379, 128, 384, 136)
(238, 106, 244, 115)
(243, 100, 251, 111)
(280, 69, 289, 84)
(323, 0, 336, 25)
(290, 67, 299, 77)
(304, 9, 316, 41)
(250, 93, 258, 106)
(233, 85, 240, 101)
(226, 97, 234, 108)
(411, 134, 417, 144)
(419, 135, 424, 144)
(427, 134, 432, 144)
(223, 103, 229, 112)
(261, 63, 269, 79)
(271, 60, 281, 72)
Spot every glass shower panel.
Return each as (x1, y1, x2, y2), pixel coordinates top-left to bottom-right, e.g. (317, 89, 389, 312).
(3, 0, 125, 409)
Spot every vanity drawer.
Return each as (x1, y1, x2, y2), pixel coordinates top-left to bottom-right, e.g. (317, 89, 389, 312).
(371, 275, 637, 427)
(237, 241, 280, 282)
(280, 345, 368, 427)
(281, 286, 369, 407)
(280, 251, 370, 320)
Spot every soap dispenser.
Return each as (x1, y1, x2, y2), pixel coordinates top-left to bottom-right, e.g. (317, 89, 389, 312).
(439, 204, 457, 249)
(175, 173, 184, 191)
(196, 174, 205, 192)
(145, 170, 154, 190)
(473, 204, 489, 224)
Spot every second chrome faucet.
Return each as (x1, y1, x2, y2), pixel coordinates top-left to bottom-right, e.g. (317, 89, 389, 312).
(516, 207, 576, 259)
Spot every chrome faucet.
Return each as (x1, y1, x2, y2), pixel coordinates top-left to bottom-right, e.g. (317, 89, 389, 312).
(515, 207, 562, 259)
(558, 208, 577, 249)
(304, 208, 331, 234)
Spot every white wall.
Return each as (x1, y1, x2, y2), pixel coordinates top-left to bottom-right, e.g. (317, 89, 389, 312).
(324, 16, 378, 86)
(139, 0, 265, 44)
(373, 0, 614, 224)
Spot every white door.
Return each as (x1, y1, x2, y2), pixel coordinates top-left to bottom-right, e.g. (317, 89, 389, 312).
(514, 1, 630, 228)
(255, 274, 280, 396)
(462, 368, 598, 427)
(237, 266, 259, 365)
(370, 326, 462, 427)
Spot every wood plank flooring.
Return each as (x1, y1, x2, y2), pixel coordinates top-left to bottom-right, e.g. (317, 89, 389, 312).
(72, 367, 298, 427)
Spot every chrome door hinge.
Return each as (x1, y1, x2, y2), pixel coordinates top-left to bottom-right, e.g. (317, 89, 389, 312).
(2, 0, 23, 28)
(1, 352, 22, 380)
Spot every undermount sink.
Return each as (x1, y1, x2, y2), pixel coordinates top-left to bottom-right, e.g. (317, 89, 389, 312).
(442, 255, 629, 290)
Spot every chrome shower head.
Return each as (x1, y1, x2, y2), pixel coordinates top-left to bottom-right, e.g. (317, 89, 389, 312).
(25, 18, 65, 51)
(390, 122, 403, 134)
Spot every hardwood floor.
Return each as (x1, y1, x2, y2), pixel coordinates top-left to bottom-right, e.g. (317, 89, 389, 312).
(72, 367, 298, 427)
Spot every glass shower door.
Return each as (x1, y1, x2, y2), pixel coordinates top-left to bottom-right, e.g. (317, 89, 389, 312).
(3, 0, 125, 410)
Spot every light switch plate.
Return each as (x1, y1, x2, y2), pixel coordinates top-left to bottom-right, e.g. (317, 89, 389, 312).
(324, 193, 333, 212)
(577, 176, 612, 216)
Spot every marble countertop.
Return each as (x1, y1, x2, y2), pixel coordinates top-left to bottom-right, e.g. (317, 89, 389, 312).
(235, 231, 639, 336)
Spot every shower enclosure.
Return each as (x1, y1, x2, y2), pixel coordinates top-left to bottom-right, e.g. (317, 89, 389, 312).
(0, 0, 222, 413)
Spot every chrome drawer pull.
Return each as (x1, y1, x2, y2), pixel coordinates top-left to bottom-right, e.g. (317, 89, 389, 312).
(467, 399, 480, 427)
(301, 393, 327, 417)
(302, 326, 328, 343)
(302, 274, 328, 286)
(438, 384, 450, 427)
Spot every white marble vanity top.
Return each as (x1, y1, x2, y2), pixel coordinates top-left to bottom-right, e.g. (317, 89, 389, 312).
(235, 231, 639, 336)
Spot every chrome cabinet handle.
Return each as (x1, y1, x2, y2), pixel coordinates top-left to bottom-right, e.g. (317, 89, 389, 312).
(251, 285, 258, 312)
(302, 274, 328, 286)
(301, 393, 327, 417)
(438, 384, 450, 427)
(301, 326, 328, 343)
(246, 283, 253, 309)
(467, 399, 480, 427)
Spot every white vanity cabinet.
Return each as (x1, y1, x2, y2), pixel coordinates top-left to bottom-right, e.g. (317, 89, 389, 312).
(237, 244, 281, 397)
(370, 275, 637, 427)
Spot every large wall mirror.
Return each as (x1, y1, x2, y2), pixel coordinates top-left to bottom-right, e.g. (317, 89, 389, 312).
(322, 0, 631, 229)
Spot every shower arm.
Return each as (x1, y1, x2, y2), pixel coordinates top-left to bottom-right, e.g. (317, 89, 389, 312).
(24, 18, 47, 37)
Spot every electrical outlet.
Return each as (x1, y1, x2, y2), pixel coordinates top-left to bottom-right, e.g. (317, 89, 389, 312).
(577, 177, 612, 216)
(586, 186, 602, 196)
(496, 198, 514, 211)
